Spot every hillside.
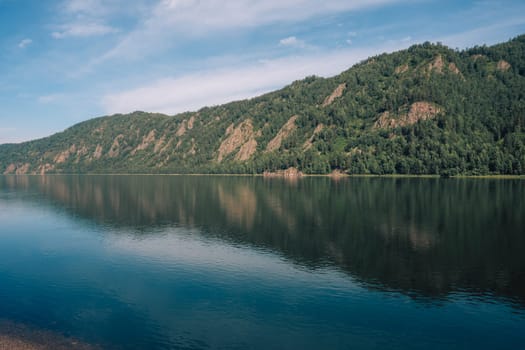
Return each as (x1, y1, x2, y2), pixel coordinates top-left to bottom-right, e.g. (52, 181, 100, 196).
(1, 35, 524, 175)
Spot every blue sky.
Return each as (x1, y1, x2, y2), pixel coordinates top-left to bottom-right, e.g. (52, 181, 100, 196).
(1, 0, 524, 144)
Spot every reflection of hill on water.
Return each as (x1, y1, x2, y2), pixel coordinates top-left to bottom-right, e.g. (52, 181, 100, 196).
(2, 175, 524, 306)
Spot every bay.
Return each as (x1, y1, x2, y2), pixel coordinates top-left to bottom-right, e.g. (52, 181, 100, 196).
(0, 175, 524, 349)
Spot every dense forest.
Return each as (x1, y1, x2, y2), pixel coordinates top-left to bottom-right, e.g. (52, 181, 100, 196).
(1, 35, 524, 175)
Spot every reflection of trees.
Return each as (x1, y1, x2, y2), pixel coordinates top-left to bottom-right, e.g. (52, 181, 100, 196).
(1, 175, 524, 305)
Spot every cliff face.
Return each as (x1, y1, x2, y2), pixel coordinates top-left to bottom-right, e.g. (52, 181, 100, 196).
(1, 35, 524, 175)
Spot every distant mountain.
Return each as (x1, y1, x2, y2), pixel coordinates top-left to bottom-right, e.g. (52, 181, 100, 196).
(1, 35, 524, 175)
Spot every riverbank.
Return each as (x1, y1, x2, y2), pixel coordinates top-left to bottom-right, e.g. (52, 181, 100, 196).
(1, 172, 524, 179)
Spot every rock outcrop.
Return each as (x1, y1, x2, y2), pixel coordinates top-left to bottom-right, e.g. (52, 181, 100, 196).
(266, 115, 298, 152)
(374, 102, 442, 129)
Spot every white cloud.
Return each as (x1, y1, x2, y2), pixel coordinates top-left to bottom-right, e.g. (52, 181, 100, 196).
(152, 0, 400, 30)
(98, 0, 407, 62)
(346, 31, 358, 45)
(60, 0, 122, 16)
(102, 42, 409, 115)
(279, 36, 306, 48)
(52, 23, 118, 38)
(18, 38, 32, 49)
(37, 94, 64, 104)
(386, 35, 415, 46)
(63, 0, 103, 14)
(52, 0, 130, 39)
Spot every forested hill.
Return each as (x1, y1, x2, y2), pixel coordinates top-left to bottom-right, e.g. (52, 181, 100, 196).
(1, 35, 524, 175)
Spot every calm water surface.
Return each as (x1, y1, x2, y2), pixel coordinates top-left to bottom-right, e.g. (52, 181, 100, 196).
(0, 175, 524, 349)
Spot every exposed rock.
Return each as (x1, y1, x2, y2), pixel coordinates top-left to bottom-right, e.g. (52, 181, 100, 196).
(217, 119, 257, 162)
(77, 146, 88, 157)
(53, 151, 68, 164)
(236, 138, 258, 161)
(266, 115, 298, 152)
(263, 167, 303, 178)
(395, 64, 409, 74)
(51, 145, 76, 164)
(303, 123, 324, 150)
(93, 145, 103, 160)
(329, 169, 347, 179)
(374, 102, 442, 129)
(471, 54, 486, 61)
(38, 163, 55, 175)
(4, 163, 16, 174)
(175, 121, 187, 137)
(428, 55, 444, 73)
(225, 123, 235, 136)
(427, 56, 462, 77)
(187, 115, 196, 130)
(374, 111, 393, 129)
(92, 126, 104, 135)
(407, 102, 441, 123)
(108, 135, 124, 158)
(132, 130, 156, 155)
(158, 137, 172, 154)
(448, 62, 462, 75)
(154, 135, 166, 154)
(15, 163, 30, 175)
(322, 83, 346, 107)
(497, 60, 511, 71)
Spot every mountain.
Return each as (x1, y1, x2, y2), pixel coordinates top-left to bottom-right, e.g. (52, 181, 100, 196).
(1, 35, 524, 175)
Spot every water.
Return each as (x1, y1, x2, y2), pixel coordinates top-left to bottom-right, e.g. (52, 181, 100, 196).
(0, 175, 524, 349)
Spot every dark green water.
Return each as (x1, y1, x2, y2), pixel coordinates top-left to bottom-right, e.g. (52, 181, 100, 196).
(0, 175, 524, 349)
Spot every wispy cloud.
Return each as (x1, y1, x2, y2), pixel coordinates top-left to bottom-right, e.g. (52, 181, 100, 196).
(18, 38, 32, 49)
(61, 0, 147, 16)
(98, 0, 407, 62)
(152, 0, 402, 30)
(279, 36, 306, 48)
(62, 0, 106, 15)
(52, 23, 118, 38)
(102, 42, 409, 115)
(346, 31, 358, 45)
(37, 94, 65, 104)
(52, 0, 125, 39)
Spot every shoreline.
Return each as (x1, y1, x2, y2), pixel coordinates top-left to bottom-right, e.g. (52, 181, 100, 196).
(1, 173, 524, 179)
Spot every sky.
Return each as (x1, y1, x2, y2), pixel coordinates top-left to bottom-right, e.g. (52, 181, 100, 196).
(0, 0, 524, 144)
